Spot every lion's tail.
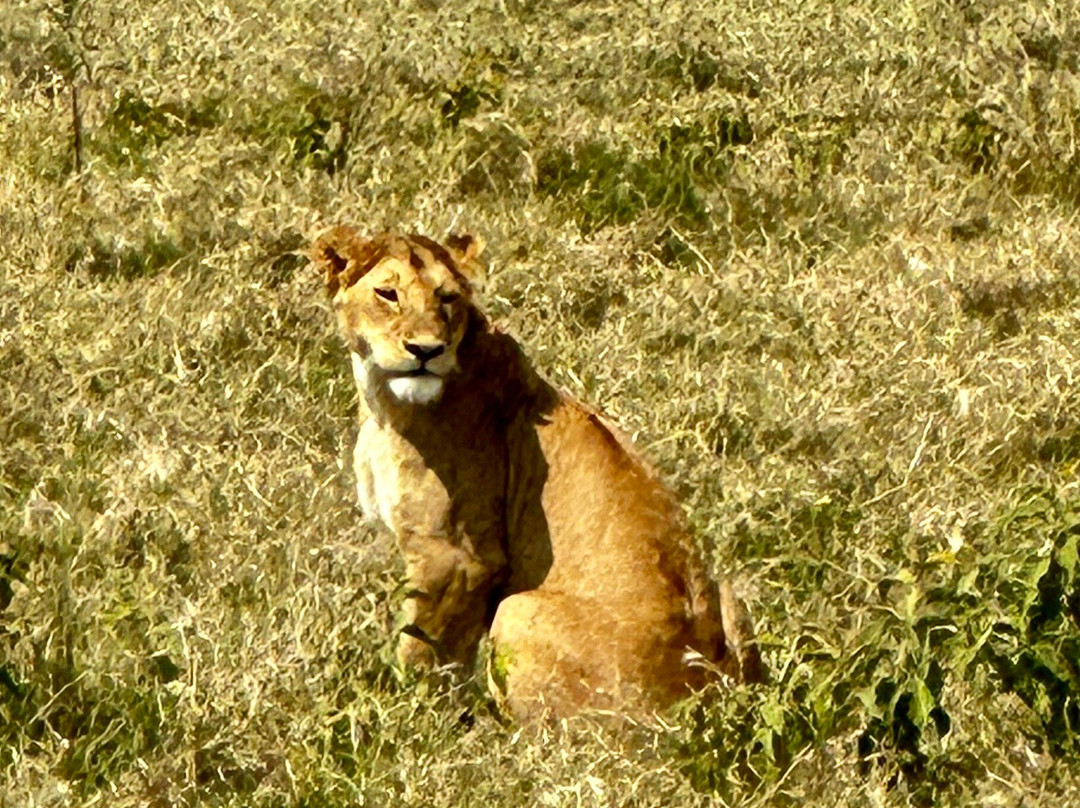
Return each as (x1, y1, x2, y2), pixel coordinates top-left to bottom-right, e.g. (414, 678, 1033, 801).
(689, 572, 765, 684)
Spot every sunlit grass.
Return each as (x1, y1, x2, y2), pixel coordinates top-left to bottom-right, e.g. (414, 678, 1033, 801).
(2, 0, 1079, 805)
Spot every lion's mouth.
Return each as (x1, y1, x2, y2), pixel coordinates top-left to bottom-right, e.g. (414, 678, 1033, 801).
(379, 353, 456, 383)
(394, 367, 436, 378)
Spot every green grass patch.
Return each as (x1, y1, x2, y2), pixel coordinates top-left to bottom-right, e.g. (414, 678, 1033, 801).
(536, 114, 747, 231)
(99, 91, 222, 168)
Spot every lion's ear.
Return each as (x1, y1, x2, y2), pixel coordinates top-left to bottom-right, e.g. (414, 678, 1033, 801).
(445, 233, 487, 287)
(311, 226, 369, 298)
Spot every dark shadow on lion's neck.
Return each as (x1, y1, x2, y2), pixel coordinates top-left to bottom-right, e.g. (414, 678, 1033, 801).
(379, 309, 559, 604)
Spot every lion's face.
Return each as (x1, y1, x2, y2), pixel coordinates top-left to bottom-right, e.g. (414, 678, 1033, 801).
(313, 229, 484, 406)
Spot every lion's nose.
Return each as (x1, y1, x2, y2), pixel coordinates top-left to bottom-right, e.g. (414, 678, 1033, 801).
(404, 342, 445, 362)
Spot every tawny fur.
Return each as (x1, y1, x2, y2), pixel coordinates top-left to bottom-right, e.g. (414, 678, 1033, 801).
(312, 228, 762, 721)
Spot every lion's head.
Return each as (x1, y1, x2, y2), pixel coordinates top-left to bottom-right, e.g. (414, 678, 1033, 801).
(312, 228, 485, 406)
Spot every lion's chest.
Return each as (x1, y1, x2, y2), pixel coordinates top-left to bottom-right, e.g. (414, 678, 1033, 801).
(353, 415, 507, 551)
(354, 419, 449, 535)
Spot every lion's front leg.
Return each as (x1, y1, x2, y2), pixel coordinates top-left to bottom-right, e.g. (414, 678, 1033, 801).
(398, 537, 505, 670)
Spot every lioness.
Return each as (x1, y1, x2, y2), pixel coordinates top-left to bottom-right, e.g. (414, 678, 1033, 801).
(313, 227, 762, 720)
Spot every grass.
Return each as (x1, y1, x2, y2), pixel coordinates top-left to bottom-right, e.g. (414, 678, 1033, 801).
(2, 0, 1080, 805)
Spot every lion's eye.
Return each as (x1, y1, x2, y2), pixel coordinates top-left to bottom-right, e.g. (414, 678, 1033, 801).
(437, 290, 460, 304)
(375, 288, 398, 303)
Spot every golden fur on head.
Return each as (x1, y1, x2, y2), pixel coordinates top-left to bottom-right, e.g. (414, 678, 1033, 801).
(314, 227, 762, 721)
(312, 227, 485, 298)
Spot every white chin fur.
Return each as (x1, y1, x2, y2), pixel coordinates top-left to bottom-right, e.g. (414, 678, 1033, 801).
(387, 375, 445, 405)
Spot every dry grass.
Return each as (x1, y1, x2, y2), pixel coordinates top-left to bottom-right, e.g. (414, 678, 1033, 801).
(2, 0, 1080, 805)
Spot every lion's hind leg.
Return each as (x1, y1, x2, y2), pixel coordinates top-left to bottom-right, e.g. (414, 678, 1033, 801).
(487, 590, 692, 722)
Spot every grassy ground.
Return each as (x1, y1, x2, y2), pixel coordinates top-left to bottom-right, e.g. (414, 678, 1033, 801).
(2, 0, 1080, 805)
